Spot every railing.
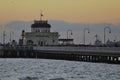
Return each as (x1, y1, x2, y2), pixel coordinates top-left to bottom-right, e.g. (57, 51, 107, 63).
(34, 46, 120, 54)
(0, 45, 120, 54)
(0, 45, 33, 51)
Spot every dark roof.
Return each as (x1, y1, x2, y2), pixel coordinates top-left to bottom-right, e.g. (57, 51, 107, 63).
(31, 20, 51, 28)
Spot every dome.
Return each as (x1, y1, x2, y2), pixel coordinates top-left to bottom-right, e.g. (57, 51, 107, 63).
(31, 20, 51, 28)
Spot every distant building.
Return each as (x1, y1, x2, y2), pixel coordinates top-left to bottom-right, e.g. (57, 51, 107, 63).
(94, 39, 102, 46)
(106, 39, 114, 46)
(59, 39, 74, 45)
(21, 20, 59, 46)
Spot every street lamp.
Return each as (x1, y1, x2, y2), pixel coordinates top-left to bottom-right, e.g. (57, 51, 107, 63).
(67, 29, 73, 39)
(104, 26, 111, 44)
(84, 28, 90, 45)
(9, 31, 14, 44)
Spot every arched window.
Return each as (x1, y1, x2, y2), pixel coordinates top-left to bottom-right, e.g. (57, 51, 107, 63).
(27, 40, 33, 45)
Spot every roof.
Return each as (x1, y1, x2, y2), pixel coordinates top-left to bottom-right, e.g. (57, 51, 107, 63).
(31, 20, 51, 28)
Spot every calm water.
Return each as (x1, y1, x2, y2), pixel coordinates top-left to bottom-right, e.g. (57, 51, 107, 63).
(0, 58, 120, 80)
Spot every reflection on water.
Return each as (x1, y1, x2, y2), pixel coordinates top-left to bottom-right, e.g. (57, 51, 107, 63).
(0, 59, 120, 80)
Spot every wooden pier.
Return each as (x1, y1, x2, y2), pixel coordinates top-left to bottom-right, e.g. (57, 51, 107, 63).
(0, 45, 120, 64)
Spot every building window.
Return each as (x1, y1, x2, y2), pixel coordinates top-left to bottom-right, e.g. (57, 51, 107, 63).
(27, 40, 33, 45)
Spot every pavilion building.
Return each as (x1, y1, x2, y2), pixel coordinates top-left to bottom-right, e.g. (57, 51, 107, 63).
(21, 20, 59, 46)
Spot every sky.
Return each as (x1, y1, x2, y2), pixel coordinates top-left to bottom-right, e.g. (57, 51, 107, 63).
(0, 0, 120, 44)
(0, 0, 120, 24)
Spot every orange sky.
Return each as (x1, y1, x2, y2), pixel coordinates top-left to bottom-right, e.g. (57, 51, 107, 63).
(0, 0, 120, 24)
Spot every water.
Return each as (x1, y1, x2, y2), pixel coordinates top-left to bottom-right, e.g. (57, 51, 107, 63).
(0, 58, 120, 80)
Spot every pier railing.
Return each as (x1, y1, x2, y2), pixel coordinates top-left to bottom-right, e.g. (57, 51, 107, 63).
(0, 45, 33, 51)
(0, 45, 120, 54)
(34, 46, 120, 54)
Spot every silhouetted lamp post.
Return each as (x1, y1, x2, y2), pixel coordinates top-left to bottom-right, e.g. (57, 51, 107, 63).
(9, 31, 14, 44)
(84, 28, 90, 45)
(67, 29, 73, 39)
(104, 26, 111, 44)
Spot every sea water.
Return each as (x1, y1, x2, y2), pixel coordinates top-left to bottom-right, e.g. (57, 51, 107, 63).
(0, 58, 120, 80)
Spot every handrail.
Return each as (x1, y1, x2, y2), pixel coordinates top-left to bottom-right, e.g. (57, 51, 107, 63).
(0, 45, 120, 53)
(34, 46, 120, 53)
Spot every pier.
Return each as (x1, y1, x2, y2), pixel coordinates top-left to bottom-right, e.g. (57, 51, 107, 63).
(0, 16, 119, 64)
(0, 45, 120, 64)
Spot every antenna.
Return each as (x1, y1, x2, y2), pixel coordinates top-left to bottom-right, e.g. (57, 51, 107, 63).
(40, 11, 43, 20)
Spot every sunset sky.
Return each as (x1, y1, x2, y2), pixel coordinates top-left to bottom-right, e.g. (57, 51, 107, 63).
(0, 0, 120, 24)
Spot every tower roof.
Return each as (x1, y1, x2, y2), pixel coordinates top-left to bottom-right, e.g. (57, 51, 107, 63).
(31, 20, 51, 28)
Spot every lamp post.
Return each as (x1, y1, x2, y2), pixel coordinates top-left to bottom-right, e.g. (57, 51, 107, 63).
(67, 29, 73, 39)
(9, 31, 14, 44)
(84, 28, 90, 45)
(104, 26, 111, 44)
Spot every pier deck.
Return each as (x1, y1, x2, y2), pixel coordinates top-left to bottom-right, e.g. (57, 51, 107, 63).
(0, 45, 120, 64)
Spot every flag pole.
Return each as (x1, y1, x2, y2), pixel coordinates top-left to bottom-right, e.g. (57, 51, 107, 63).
(40, 11, 43, 20)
